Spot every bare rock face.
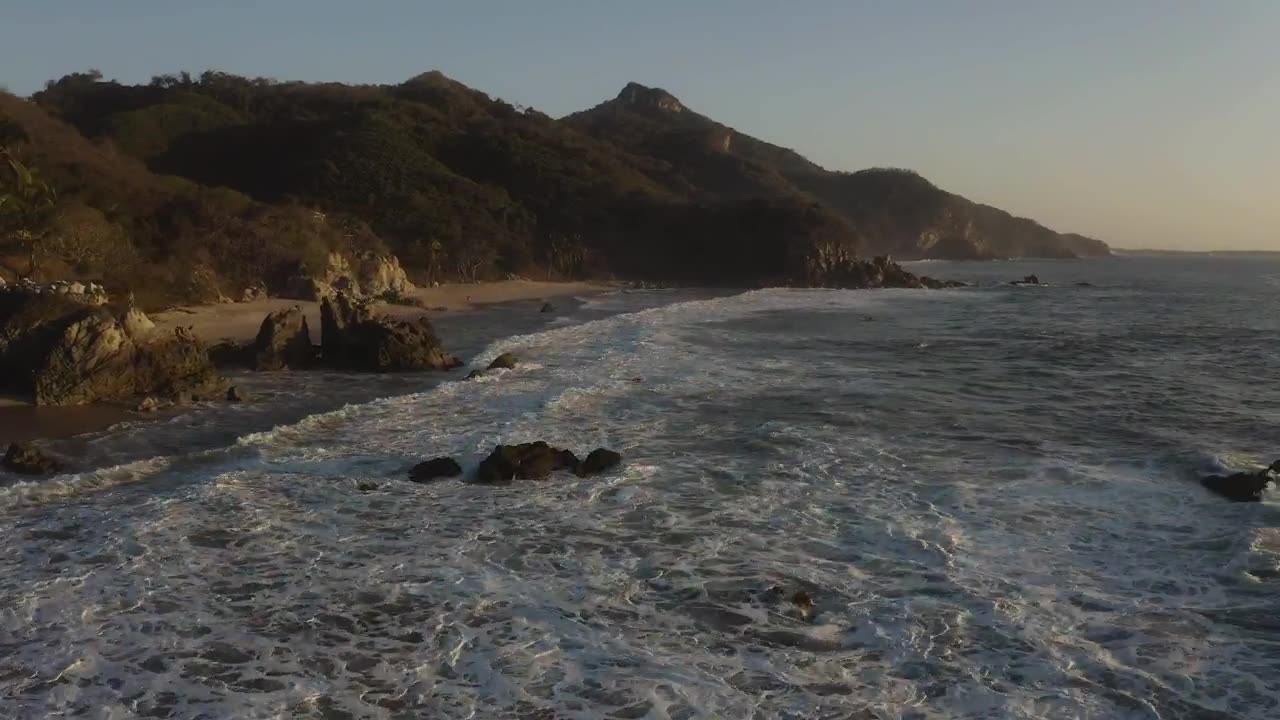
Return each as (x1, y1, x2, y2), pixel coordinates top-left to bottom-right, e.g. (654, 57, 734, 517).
(284, 252, 414, 301)
(319, 292, 459, 372)
(252, 305, 315, 370)
(0, 292, 227, 406)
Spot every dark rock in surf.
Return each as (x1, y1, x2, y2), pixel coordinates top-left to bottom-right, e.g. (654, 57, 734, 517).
(1010, 274, 1042, 286)
(1200, 461, 1278, 502)
(578, 448, 623, 477)
(409, 457, 463, 483)
(225, 386, 247, 402)
(252, 305, 315, 370)
(1075, 282, 1095, 287)
(357, 481, 379, 492)
(540, 302, 555, 313)
(465, 369, 485, 380)
(3, 442, 61, 476)
(487, 352, 518, 370)
(475, 442, 580, 483)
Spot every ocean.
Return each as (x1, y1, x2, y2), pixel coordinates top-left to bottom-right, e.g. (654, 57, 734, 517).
(2, 256, 1279, 719)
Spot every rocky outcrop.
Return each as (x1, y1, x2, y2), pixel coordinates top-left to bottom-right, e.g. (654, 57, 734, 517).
(0, 279, 109, 306)
(476, 442, 582, 483)
(319, 293, 460, 372)
(794, 249, 964, 290)
(487, 352, 518, 370)
(284, 252, 414, 301)
(252, 306, 315, 370)
(3, 442, 61, 475)
(409, 457, 463, 483)
(579, 448, 623, 477)
(474, 443, 624, 482)
(0, 291, 227, 405)
(1201, 461, 1278, 502)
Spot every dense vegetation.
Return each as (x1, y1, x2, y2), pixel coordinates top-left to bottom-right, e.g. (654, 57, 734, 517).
(0, 70, 1107, 306)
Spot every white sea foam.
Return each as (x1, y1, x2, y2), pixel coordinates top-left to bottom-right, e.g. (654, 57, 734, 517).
(2, 281, 1279, 718)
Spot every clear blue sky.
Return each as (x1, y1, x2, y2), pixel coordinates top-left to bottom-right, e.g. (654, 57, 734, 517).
(4, 0, 1277, 250)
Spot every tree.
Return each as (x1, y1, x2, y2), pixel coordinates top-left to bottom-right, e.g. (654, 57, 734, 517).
(0, 149, 58, 278)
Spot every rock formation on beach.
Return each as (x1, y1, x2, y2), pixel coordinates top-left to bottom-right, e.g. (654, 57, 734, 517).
(284, 251, 416, 302)
(0, 288, 227, 405)
(319, 293, 460, 372)
(252, 305, 315, 370)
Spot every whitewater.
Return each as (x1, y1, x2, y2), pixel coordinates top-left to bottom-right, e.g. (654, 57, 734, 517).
(2, 256, 1279, 719)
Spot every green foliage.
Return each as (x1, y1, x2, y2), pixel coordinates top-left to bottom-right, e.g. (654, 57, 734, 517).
(0, 149, 59, 276)
(7, 70, 1105, 303)
(104, 92, 243, 158)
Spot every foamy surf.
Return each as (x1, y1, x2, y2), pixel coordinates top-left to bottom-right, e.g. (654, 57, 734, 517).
(4, 258, 1280, 718)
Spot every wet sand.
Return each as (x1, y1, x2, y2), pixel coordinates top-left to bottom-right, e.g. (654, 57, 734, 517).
(0, 397, 136, 445)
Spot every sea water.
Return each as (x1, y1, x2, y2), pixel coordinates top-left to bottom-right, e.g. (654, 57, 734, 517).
(2, 257, 1279, 719)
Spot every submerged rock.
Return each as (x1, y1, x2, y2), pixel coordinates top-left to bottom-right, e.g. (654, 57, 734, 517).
(487, 352, 518, 370)
(1010, 274, 1043, 286)
(409, 457, 463, 483)
(578, 448, 623, 477)
(1200, 461, 1278, 502)
(475, 442, 580, 483)
(3, 442, 61, 475)
(252, 305, 315, 370)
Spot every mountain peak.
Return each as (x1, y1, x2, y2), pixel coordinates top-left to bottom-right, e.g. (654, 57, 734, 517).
(616, 82, 683, 113)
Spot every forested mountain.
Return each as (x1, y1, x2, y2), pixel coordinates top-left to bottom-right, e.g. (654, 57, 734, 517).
(0, 70, 1107, 305)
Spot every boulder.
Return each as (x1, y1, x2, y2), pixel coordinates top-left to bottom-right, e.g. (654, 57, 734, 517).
(409, 457, 463, 483)
(226, 386, 247, 402)
(136, 396, 165, 412)
(0, 292, 228, 406)
(3, 442, 61, 475)
(540, 302, 555, 313)
(475, 442, 581, 483)
(578, 448, 623, 477)
(241, 286, 268, 303)
(320, 293, 459, 372)
(252, 306, 315, 370)
(487, 352, 518, 370)
(465, 370, 486, 381)
(1201, 461, 1278, 502)
(319, 292, 374, 362)
(283, 252, 415, 301)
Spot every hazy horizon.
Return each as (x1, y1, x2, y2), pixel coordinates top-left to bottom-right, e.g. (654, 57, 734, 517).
(5, 0, 1277, 251)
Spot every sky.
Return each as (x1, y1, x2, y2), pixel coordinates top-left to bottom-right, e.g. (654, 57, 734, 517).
(3, 0, 1277, 250)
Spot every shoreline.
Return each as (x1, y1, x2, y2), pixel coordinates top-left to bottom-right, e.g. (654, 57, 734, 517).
(151, 279, 615, 345)
(0, 280, 614, 446)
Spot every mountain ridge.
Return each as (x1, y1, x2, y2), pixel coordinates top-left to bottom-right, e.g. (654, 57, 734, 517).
(567, 81, 1108, 260)
(1, 69, 1106, 305)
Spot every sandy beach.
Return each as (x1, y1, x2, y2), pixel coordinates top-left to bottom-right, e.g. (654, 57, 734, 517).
(0, 280, 612, 445)
(151, 279, 613, 344)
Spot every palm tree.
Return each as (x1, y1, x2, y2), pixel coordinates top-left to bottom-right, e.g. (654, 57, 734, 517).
(0, 148, 58, 278)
